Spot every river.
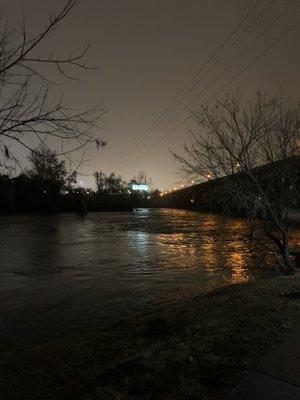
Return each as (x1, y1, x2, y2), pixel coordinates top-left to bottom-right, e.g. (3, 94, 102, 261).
(0, 209, 298, 348)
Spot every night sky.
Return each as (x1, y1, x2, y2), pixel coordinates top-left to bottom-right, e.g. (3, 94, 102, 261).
(3, 0, 299, 189)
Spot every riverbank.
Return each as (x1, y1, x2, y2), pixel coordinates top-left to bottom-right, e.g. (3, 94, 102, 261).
(0, 276, 299, 400)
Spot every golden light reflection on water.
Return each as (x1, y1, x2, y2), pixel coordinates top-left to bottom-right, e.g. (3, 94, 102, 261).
(217, 217, 250, 283)
(154, 214, 252, 282)
(223, 219, 251, 283)
(199, 238, 217, 271)
(227, 250, 249, 283)
(157, 232, 198, 268)
(125, 210, 297, 284)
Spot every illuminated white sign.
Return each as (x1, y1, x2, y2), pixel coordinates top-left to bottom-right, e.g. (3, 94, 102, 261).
(132, 184, 149, 192)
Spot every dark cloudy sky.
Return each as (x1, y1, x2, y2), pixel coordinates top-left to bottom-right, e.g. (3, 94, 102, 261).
(3, 0, 300, 189)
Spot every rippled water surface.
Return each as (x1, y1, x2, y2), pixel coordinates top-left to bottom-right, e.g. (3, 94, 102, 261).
(0, 209, 298, 347)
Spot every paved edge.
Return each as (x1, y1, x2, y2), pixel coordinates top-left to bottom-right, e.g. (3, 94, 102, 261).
(226, 327, 300, 399)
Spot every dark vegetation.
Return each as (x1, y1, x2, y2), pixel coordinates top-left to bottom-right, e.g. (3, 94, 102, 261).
(0, 173, 134, 213)
(0, 148, 160, 213)
(163, 156, 300, 215)
(174, 92, 300, 272)
(0, 277, 299, 400)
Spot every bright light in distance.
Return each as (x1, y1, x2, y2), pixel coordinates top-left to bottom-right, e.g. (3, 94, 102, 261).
(132, 184, 149, 192)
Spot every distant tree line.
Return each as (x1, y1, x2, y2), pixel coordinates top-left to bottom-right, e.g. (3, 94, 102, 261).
(93, 169, 152, 195)
(0, 147, 160, 213)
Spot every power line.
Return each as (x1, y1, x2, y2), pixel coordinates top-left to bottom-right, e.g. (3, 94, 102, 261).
(113, 0, 278, 171)
(119, 20, 298, 170)
(109, 0, 263, 170)
(142, 0, 296, 141)
(117, 0, 297, 170)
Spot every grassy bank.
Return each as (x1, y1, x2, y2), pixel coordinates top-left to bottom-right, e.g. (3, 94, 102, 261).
(1, 277, 299, 400)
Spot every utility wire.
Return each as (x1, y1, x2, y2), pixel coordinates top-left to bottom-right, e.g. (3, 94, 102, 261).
(109, 0, 263, 170)
(139, 0, 296, 145)
(112, 0, 278, 171)
(118, 20, 298, 170)
(117, 0, 297, 170)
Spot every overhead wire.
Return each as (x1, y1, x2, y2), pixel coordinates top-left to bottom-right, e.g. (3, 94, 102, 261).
(116, 0, 297, 170)
(132, 0, 296, 146)
(118, 16, 298, 170)
(112, 0, 279, 170)
(109, 0, 264, 170)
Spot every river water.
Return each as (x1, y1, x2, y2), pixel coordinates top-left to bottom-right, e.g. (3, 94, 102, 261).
(0, 209, 299, 348)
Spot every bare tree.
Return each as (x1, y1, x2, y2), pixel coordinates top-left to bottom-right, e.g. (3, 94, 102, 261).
(174, 91, 299, 273)
(132, 170, 152, 186)
(0, 0, 106, 176)
(94, 171, 105, 192)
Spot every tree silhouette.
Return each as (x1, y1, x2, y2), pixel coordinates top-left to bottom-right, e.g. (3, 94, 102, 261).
(0, 0, 106, 176)
(28, 147, 67, 186)
(174, 91, 299, 273)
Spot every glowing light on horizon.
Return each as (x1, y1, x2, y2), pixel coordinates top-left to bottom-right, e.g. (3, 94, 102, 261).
(132, 184, 149, 192)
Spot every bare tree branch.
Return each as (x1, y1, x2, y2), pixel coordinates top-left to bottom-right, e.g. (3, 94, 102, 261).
(174, 91, 300, 273)
(0, 0, 106, 176)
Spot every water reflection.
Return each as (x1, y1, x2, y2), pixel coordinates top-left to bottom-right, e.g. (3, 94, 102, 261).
(200, 237, 217, 272)
(128, 230, 149, 256)
(218, 218, 252, 283)
(0, 209, 298, 346)
(227, 251, 249, 283)
(157, 232, 199, 269)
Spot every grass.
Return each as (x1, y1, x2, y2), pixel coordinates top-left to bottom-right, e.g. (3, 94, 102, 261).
(0, 276, 299, 400)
